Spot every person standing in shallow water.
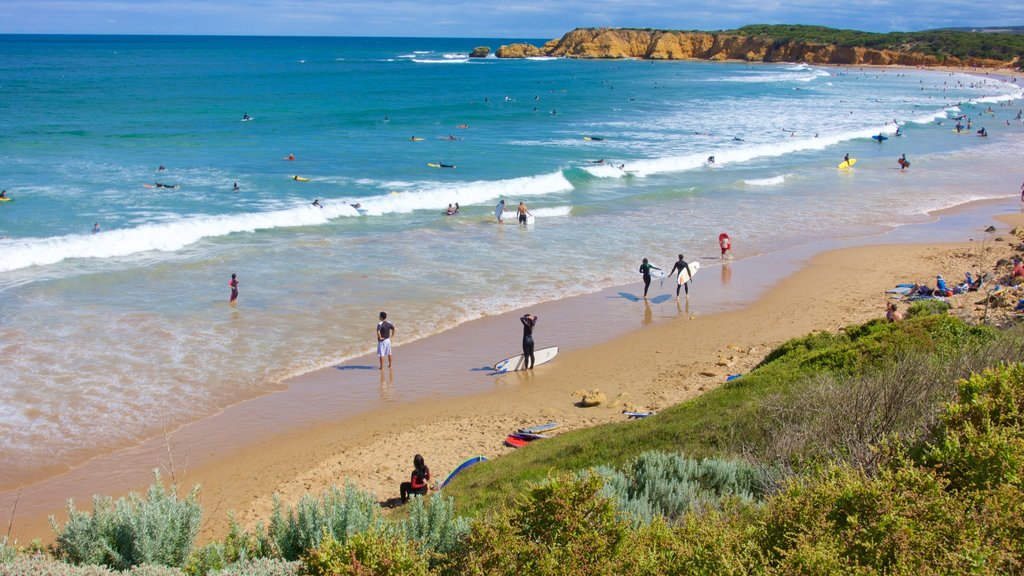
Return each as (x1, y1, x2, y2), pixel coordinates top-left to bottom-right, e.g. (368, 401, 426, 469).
(521, 313, 537, 369)
(377, 311, 395, 369)
(228, 273, 239, 304)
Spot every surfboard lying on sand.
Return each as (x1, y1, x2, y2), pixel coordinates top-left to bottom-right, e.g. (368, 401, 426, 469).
(838, 158, 857, 169)
(677, 261, 701, 285)
(517, 422, 560, 434)
(493, 346, 558, 373)
(439, 455, 488, 489)
(504, 435, 528, 448)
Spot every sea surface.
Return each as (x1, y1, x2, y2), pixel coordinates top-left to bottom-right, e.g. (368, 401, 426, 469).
(1, 34, 1022, 487)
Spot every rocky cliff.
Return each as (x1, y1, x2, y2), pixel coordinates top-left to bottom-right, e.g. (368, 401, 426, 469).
(496, 28, 1011, 68)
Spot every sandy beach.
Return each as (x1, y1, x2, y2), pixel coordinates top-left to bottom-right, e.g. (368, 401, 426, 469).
(4, 195, 1024, 543)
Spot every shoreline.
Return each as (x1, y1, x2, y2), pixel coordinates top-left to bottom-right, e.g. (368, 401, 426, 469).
(3, 193, 1021, 542)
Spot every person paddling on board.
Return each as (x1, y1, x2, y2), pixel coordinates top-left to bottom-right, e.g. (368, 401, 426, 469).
(719, 232, 731, 259)
(669, 254, 693, 300)
(242, 113, 251, 121)
(0, 190, 6, 199)
(495, 199, 505, 223)
(284, 153, 295, 161)
(312, 199, 322, 208)
(232, 182, 240, 191)
(517, 201, 530, 225)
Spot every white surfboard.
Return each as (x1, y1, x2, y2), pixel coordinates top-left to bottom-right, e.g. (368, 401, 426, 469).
(677, 261, 701, 285)
(494, 346, 558, 373)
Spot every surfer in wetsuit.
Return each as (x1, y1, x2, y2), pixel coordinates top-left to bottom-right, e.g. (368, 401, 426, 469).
(312, 199, 323, 208)
(232, 182, 240, 191)
(669, 254, 693, 300)
(639, 258, 654, 300)
(399, 454, 430, 503)
(521, 313, 537, 370)
(843, 153, 850, 164)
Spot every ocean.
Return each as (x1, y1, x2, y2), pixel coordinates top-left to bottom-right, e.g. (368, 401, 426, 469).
(1, 34, 1022, 488)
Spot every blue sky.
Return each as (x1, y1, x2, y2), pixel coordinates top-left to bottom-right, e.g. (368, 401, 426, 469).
(0, 0, 1020, 38)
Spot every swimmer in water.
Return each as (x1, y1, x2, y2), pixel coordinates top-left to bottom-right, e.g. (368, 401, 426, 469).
(312, 199, 323, 208)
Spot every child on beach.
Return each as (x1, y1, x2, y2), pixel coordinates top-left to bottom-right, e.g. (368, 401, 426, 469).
(229, 273, 239, 304)
(399, 454, 430, 503)
(377, 311, 395, 369)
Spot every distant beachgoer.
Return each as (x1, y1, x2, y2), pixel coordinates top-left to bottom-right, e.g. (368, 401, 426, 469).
(285, 153, 295, 161)
(242, 113, 251, 120)
(495, 199, 505, 223)
(157, 165, 166, 172)
(898, 154, 909, 170)
(155, 182, 176, 189)
(232, 182, 240, 191)
(377, 311, 395, 369)
(312, 199, 322, 208)
(978, 127, 988, 137)
(669, 254, 693, 300)
(409, 136, 418, 141)
(350, 202, 362, 209)
(229, 273, 239, 303)
(399, 454, 430, 503)
(844, 153, 850, 164)
(639, 258, 654, 300)
(886, 302, 904, 323)
(456, 123, 469, 129)
(92, 222, 100, 234)
(0, 190, 6, 199)
(521, 313, 538, 369)
(707, 156, 715, 165)
(517, 201, 529, 225)
(936, 275, 951, 296)
(1012, 259, 1024, 278)
(454, 202, 459, 214)
(446, 203, 456, 215)
(719, 232, 732, 258)
(1020, 180, 1024, 202)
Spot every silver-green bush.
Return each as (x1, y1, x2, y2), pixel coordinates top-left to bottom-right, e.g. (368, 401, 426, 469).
(50, 472, 201, 570)
(397, 494, 469, 556)
(591, 451, 764, 525)
(0, 554, 186, 575)
(208, 558, 299, 576)
(262, 483, 379, 560)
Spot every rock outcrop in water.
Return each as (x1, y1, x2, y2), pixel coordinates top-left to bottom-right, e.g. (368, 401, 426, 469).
(496, 28, 1011, 68)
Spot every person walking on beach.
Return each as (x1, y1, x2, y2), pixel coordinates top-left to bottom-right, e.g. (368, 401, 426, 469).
(669, 254, 693, 300)
(639, 258, 655, 300)
(399, 454, 430, 503)
(377, 311, 395, 369)
(228, 273, 239, 304)
(719, 232, 731, 259)
(521, 313, 538, 370)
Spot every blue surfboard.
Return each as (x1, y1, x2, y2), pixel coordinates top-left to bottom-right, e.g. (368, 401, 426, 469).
(439, 455, 489, 489)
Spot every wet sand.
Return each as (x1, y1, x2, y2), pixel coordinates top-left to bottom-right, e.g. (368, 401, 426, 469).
(3, 196, 1022, 542)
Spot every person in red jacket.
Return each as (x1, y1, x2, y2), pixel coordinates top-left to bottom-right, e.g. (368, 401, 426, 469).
(400, 454, 430, 503)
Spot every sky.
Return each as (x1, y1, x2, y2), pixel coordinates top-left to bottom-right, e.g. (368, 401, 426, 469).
(0, 0, 1021, 38)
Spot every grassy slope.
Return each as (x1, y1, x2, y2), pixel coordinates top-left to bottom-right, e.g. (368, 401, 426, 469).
(443, 311, 997, 517)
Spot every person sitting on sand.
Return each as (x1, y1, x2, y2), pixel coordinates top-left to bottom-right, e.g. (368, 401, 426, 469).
(1013, 259, 1024, 279)
(886, 302, 905, 323)
(400, 454, 430, 503)
(935, 275, 951, 297)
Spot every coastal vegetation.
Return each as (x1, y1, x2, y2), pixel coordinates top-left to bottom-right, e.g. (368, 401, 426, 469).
(4, 307, 1024, 574)
(499, 25, 1024, 68)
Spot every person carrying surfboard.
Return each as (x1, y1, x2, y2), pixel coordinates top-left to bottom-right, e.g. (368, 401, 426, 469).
(495, 199, 505, 223)
(669, 254, 694, 300)
(639, 258, 655, 300)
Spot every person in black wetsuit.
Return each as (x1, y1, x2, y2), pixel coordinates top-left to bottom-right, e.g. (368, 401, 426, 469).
(669, 254, 692, 300)
(399, 454, 430, 503)
(521, 313, 537, 369)
(639, 258, 654, 300)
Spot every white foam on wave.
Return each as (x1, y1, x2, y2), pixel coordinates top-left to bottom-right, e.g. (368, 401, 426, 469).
(582, 164, 628, 178)
(525, 56, 560, 61)
(1, 172, 574, 272)
(412, 58, 469, 64)
(530, 205, 572, 217)
(742, 175, 788, 187)
(714, 68, 830, 83)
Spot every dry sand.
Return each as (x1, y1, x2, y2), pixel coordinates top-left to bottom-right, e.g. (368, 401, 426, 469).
(6, 203, 1024, 543)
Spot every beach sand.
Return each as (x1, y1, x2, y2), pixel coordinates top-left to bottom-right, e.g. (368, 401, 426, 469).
(5, 199, 1024, 543)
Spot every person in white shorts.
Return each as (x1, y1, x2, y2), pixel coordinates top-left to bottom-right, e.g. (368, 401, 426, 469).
(377, 311, 395, 369)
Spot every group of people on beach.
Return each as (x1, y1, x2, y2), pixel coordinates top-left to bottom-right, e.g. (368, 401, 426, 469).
(493, 199, 531, 225)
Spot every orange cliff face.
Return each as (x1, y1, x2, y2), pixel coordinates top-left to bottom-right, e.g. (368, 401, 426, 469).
(496, 28, 1013, 68)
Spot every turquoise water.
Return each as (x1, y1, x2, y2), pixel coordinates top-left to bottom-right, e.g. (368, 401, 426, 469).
(1, 34, 1022, 484)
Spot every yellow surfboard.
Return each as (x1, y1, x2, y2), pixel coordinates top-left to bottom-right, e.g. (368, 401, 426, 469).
(838, 158, 857, 169)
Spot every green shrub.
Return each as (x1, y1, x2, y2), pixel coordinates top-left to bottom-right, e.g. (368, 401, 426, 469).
(186, 515, 273, 575)
(51, 473, 201, 570)
(440, 474, 631, 575)
(300, 531, 429, 576)
(0, 554, 186, 575)
(590, 451, 764, 525)
(397, 494, 468, 557)
(0, 538, 13, 563)
(923, 363, 1024, 491)
(208, 558, 299, 576)
(263, 484, 380, 561)
(906, 299, 951, 318)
